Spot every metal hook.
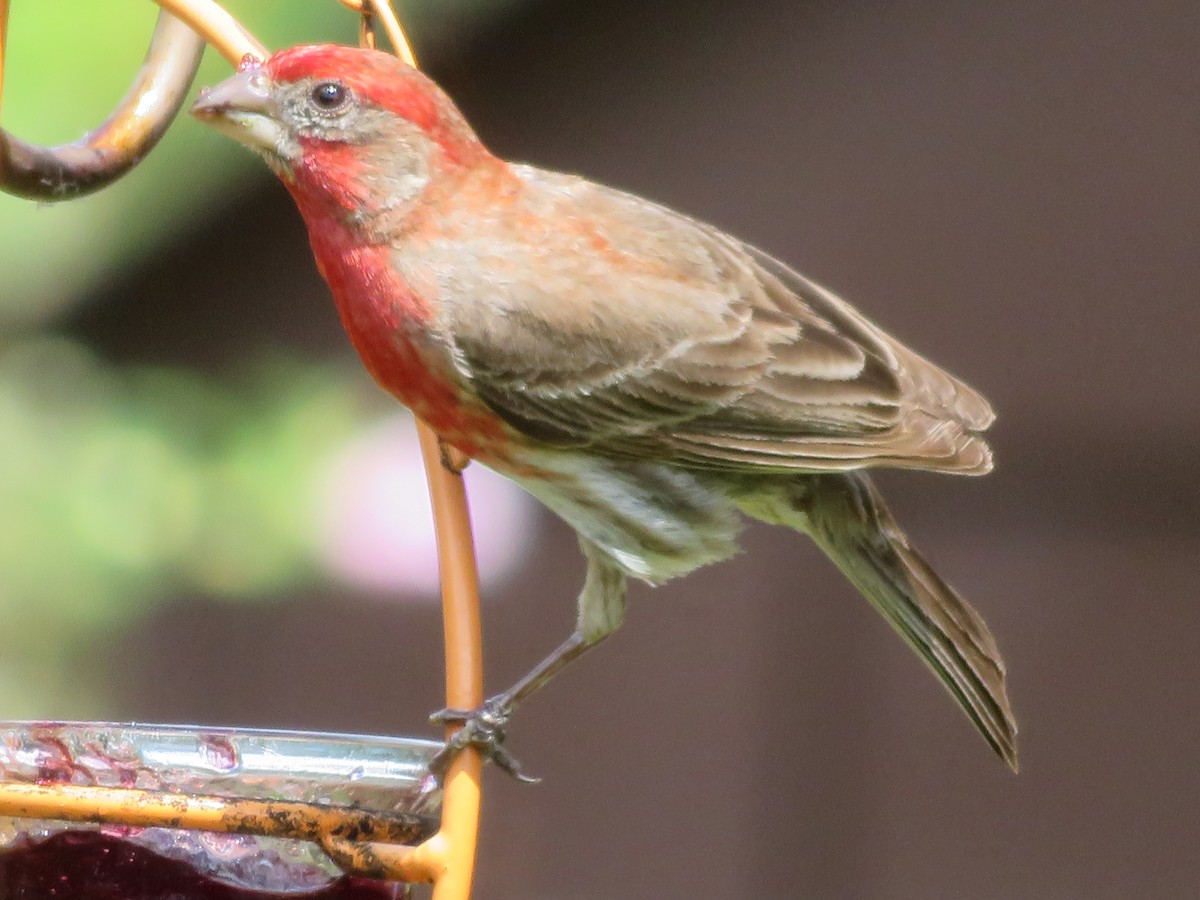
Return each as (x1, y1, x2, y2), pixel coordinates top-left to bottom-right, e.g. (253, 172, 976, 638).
(0, 10, 204, 201)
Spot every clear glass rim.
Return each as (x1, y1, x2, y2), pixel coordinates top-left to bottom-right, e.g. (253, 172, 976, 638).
(0, 718, 444, 885)
(0, 719, 443, 751)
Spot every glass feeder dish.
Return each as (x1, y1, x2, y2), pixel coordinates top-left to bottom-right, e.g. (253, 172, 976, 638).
(0, 722, 442, 898)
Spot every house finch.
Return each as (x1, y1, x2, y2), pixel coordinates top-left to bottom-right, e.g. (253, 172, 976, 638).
(192, 45, 1016, 779)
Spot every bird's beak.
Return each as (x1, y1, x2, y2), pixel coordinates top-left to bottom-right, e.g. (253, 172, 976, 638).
(190, 67, 286, 156)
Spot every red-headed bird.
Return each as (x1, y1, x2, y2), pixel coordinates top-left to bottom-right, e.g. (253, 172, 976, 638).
(192, 45, 1016, 778)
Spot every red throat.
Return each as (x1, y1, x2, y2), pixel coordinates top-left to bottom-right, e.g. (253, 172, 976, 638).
(290, 197, 506, 459)
(286, 140, 373, 219)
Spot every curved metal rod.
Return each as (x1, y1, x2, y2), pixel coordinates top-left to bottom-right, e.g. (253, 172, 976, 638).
(151, 0, 265, 67)
(415, 421, 484, 897)
(364, 0, 418, 68)
(0, 10, 204, 201)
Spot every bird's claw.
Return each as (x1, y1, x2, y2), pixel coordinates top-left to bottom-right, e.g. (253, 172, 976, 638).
(428, 697, 540, 785)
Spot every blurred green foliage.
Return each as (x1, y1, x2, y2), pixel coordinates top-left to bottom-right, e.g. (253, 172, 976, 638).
(1, 3, 340, 325)
(0, 0, 526, 716)
(0, 336, 380, 715)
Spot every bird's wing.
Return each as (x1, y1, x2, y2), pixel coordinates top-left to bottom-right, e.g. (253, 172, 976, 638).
(434, 168, 992, 474)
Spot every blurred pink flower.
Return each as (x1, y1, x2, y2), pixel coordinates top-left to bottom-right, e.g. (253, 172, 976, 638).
(315, 416, 536, 596)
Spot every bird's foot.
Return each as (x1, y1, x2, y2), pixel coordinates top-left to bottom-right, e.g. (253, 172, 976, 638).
(428, 696, 540, 785)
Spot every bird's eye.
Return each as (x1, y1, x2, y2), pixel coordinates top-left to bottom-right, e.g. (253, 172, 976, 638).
(310, 81, 350, 113)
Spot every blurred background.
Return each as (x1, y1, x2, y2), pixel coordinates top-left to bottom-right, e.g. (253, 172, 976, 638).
(1, 0, 1197, 896)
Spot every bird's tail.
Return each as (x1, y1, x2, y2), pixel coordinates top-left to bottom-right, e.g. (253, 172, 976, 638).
(735, 471, 1017, 769)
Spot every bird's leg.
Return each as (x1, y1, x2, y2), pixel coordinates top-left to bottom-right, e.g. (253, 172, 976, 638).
(428, 634, 590, 783)
(428, 540, 626, 783)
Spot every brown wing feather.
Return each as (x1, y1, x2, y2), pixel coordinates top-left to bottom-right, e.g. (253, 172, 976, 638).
(432, 166, 993, 474)
(666, 244, 994, 473)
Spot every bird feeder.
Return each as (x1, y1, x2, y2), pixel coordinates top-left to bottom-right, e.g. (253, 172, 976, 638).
(0, 2, 485, 897)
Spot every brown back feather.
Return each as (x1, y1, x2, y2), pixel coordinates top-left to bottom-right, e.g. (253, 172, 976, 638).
(416, 165, 993, 475)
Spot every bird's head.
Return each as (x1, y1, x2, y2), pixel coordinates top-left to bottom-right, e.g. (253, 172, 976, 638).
(191, 44, 489, 222)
